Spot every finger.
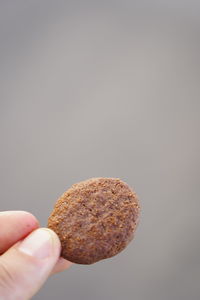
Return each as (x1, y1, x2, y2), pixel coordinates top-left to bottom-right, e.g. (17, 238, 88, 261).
(51, 257, 73, 275)
(0, 211, 39, 254)
(0, 228, 61, 300)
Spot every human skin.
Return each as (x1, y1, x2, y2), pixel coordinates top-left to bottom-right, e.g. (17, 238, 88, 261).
(0, 211, 72, 300)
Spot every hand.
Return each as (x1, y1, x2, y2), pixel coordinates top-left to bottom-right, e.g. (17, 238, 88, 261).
(0, 211, 72, 300)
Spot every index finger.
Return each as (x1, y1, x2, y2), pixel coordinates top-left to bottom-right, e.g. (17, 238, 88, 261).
(0, 211, 39, 254)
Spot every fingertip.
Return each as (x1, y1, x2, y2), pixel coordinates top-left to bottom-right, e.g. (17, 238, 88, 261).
(0, 210, 39, 229)
(41, 229, 73, 274)
(51, 257, 73, 275)
(16, 211, 40, 230)
(0, 211, 40, 254)
(42, 228, 61, 253)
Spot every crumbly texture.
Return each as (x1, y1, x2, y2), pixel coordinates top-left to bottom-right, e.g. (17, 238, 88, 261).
(48, 178, 140, 264)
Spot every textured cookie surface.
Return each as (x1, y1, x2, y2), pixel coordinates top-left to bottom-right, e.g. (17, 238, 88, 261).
(48, 178, 140, 264)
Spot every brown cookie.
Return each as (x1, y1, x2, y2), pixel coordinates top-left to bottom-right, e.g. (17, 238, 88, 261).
(48, 178, 140, 264)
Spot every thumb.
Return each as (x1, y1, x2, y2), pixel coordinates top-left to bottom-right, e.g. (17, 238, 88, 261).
(0, 228, 61, 300)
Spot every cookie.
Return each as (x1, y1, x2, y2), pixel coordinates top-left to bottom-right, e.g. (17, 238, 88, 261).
(48, 178, 140, 264)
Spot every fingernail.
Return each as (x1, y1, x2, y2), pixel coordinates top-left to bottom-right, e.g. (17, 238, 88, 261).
(18, 228, 54, 259)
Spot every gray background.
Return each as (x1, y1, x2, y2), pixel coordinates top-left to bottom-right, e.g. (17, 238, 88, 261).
(0, 1, 200, 300)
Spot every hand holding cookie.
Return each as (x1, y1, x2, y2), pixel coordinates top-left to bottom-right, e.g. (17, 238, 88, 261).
(0, 178, 140, 299)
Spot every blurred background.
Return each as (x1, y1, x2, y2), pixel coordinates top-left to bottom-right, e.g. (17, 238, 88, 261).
(0, 1, 200, 299)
